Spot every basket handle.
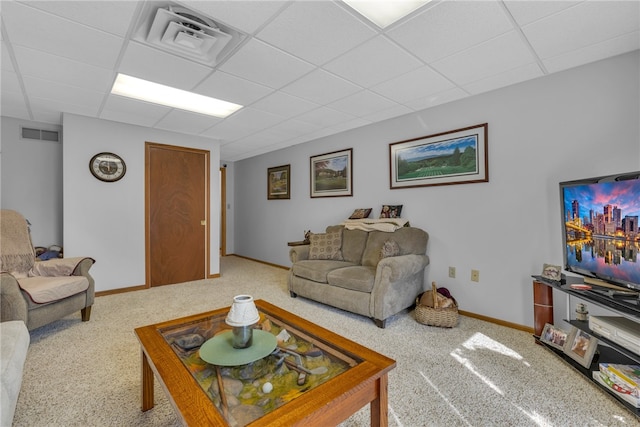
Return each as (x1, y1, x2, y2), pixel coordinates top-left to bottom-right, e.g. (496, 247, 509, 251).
(431, 281, 439, 308)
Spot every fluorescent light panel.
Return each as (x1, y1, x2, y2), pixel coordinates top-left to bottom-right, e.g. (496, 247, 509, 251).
(342, 0, 431, 28)
(111, 73, 242, 118)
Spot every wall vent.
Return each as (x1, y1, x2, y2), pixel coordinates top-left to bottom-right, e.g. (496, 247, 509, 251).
(21, 127, 60, 142)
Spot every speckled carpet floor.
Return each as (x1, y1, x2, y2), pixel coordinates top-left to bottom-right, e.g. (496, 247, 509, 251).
(12, 256, 638, 426)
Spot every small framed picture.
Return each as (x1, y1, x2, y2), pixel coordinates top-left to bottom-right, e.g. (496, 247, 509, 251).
(563, 327, 598, 368)
(267, 164, 290, 200)
(541, 263, 561, 281)
(540, 323, 569, 350)
(310, 148, 353, 198)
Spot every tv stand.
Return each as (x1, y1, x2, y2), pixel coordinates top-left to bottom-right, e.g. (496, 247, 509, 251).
(532, 276, 640, 418)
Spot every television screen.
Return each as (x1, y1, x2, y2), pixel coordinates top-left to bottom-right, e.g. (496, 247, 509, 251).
(560, 171, 640, 292)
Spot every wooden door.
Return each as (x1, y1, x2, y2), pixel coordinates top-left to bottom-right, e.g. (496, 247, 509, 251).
(146, 142, 209, 287)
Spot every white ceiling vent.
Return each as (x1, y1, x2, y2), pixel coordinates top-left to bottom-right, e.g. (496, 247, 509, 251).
(134, 4, 245, 67)
(21, 127, 59, 142)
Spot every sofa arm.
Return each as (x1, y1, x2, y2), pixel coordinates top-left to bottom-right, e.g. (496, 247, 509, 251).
(289, 245, 310, 263)
(0, 272, 28, 324)
(376, 254, 429, 283)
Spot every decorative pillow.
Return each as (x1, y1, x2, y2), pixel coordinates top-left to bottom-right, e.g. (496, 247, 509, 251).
(380, 239, 400, 260)
(349, 208, 372, 219)
(308, 231, 344, 260)
(380, 205, 403, 218)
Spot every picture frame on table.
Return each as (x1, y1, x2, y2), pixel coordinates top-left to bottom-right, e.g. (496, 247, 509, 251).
(389, 123, 488, 189)
(540, 323, 569, 350)
(267, 164, 290, 200)
(563, 327, 598, 368)
(310, 148, 352, 198)
(541, 263, 562, 282)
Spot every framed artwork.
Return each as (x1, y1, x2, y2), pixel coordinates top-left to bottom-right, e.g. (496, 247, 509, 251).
(541, 263, 562, 281)
(310, 148, 353, 198)
(389, 123, 488, 189)
(563, 327, 598, 368)
(540, 323, 569, 350)
(267, 164, 290, 200)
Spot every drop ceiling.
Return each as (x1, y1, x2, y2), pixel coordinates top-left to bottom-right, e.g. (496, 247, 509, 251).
(1, 0, 638, 161)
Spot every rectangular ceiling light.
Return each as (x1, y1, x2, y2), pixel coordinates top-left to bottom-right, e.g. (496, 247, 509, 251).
(111, 73, 242, 118)
(342, 0, 431, 28)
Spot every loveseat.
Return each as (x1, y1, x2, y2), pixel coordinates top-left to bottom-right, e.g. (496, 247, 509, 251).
(288, 221, 429, 328)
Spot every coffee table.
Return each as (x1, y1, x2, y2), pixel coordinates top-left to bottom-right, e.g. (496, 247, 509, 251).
(134, 300, 396, 426)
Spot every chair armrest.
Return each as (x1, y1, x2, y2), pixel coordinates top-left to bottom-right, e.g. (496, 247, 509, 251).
(375, 254, 429, 283)
(0, 272, 28, 323)
(30, 257, 95, 277)
(289, 246, 310, 263)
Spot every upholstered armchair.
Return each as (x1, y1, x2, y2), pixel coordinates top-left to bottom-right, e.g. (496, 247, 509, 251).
(0, 210, 95, 331)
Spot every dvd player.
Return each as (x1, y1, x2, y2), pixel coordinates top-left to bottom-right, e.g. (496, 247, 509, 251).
(589, 316, 640, 355)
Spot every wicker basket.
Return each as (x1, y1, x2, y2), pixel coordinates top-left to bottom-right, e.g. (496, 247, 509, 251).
(415, 281, 459, 328)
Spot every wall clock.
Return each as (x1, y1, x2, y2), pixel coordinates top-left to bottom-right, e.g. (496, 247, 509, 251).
(89, 152, 126, 182)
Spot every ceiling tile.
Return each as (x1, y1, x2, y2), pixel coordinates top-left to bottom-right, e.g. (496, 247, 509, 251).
(404, 87, 469, 111)
(328, 90, 399, 117)
(543, 31, 640, 74)
(183, 0, 287, 34)
(370, 66, 455, 104)
(194, 71, 274, 106)
(387, 0, 513, 63)
(503, 1, 581, 26)
(13, 46, 114, 93)
(323, 36, 423, 87)
(257, 1, 376, 66)
(21, 0, 140, 37)
(23, 76, 104, 111)
(1, 42, 16, 72)
(1, 1, 123, 69)
(100, 95, 171, 128)
(202, 107, 285, 141)
(29, 97, 97, 121)
(361, 104, 413, 123)
(462, 63, 543, 95)
(118, 42, 213, 89)
(219, 39, 315, 89)
(295, 106, 358, 128)
(522, 1, 640, 59)
(154, 109, 222, 134)
(431, 31, 536, 86)
(280, 69, 362, 104)
(250, 91, 319, 118)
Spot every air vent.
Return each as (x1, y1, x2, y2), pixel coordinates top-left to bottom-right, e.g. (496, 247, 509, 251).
(134, 4, 245, 67)
(21, 127, 59, 142)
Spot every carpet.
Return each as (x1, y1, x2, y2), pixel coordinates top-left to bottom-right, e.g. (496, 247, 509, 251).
(12, 256, 637, 426)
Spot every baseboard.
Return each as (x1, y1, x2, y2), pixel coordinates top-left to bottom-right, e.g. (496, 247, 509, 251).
(226, 253, 289, 270)
(459, 309, 534, 334)
(96, 285, 147, 297)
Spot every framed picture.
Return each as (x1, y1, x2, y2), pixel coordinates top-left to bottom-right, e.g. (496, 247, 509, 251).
(563, 327, 598, 368)
(267, 164, 290, 200)
(310, 148, 352, 198)
(540, 323, 569, 350)
(541, 263, 562, 281)
(389, 123, 488, 189)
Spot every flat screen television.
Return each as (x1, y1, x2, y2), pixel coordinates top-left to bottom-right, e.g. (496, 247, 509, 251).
(559, 171, 640, 293)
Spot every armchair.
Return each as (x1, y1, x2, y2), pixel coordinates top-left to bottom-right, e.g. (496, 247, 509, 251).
(0, 210, 95, 331)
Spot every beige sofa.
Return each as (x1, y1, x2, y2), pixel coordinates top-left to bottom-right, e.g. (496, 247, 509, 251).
(288, 223, 429, 328)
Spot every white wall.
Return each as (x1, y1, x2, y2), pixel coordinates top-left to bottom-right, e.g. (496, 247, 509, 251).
(232, 51, 640, 328)
(1, 118, 63, 247)
(62, 114, 221, 292)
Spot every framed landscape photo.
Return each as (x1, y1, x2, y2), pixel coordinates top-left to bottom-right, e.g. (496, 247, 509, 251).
(563, 327, 598, 368)
(389, 123, 488, 189)
(540, 323, 569, 350)
(267, 164, 290, 200)
(310, 148, 352, 198)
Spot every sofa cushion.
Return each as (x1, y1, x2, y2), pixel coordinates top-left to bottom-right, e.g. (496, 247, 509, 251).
(308, 231, 343, 260)
(18, 275, 89, 304)
(361, 227, 427, 267)
(326, 226, 368, 264)
(327, 265, 376, 293)
(292, 260, 356, 283)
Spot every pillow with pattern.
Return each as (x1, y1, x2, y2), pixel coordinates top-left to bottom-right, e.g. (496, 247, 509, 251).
(348, 208, 372, 219)
(380, 205, 402, 218)
(308, 231, 344, 260)
(380, 239, 400, 260)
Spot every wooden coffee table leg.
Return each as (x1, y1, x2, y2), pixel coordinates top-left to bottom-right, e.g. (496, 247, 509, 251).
(370, 374, 389, 427)
(141, 351, 155, 411)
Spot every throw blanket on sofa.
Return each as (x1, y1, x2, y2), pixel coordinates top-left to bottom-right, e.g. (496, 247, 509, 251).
(341, 218, 409, 232)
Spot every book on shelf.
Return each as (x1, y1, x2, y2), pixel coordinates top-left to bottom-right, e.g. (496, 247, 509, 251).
(593, 366, 640, 408)
(599, 363, 640, 396)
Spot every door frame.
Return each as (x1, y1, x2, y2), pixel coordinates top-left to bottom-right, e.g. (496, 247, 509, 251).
(220, 167, 226, 257)
(145, 142, 210, 287)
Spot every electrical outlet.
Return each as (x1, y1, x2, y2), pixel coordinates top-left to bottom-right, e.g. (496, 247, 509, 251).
(448, 267, 456, 278)
(471, 269, 480, 282)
